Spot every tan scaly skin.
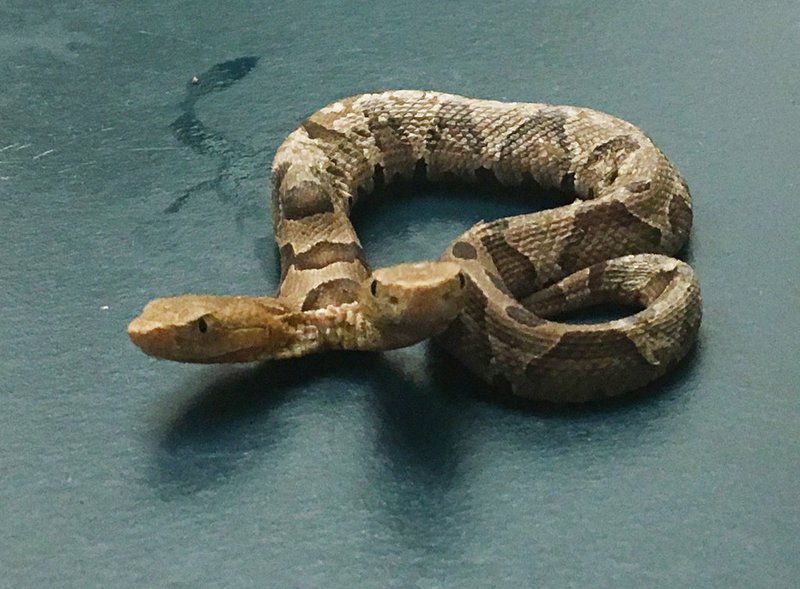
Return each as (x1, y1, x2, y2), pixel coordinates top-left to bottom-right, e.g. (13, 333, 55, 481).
(129, 91, 702, 403)
(128, 262, 467, 362)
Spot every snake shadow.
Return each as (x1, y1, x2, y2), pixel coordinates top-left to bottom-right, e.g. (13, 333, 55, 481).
(148, 348, 471, 500)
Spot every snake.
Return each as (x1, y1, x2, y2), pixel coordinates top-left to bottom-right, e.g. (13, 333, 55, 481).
(129, 90, 702, 403)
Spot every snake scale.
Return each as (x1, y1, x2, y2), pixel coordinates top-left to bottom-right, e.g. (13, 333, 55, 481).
(129, 90, 702, 403)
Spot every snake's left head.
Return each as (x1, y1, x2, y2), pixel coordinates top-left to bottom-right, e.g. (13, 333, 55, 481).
(360, 261, 467, 350)
(127, 295, 298, 362)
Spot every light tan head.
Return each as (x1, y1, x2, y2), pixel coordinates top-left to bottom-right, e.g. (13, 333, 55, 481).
(128, 262, 467, 362)
(359, 261, 467, 350)
(127, 295, 299, 362)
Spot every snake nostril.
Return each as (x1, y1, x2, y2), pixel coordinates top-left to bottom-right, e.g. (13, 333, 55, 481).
(458, 272, 466, 288)
(370, 279, 378, 296)
(197, 317, 208, 333)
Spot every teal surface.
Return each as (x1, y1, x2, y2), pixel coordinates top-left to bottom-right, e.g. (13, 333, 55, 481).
(2, 1, 798, 587)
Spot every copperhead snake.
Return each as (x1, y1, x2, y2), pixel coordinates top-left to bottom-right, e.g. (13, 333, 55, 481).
(129, 91, 702, 403)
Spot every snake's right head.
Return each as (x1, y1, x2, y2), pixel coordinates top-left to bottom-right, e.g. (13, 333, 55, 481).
(360, 261, 467, 350)
(127, 295, 301, 362)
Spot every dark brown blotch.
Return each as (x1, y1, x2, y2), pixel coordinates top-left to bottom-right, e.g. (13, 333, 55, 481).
(437, 282, 493, 373)
(557, 200, 663, 274)
(667, 191, 692, 238)
(585, 135, 641, 167)
(271, 161, 291, 194)
(425, 100, 486, 157)
(290, 241, 366, 271)
(500, 110, 571, 159)
(479, 220, 539, 299)
(302, 119, 347, 142)
(451, 241, 477, 260)
(587, 262, 607, 293)
(278, 243, 296, 280)
(301, 278, 361, 311)
(280, 182, 335, 220)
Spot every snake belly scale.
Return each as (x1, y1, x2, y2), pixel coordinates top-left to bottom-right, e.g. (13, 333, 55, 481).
(129, 90, 702, 403)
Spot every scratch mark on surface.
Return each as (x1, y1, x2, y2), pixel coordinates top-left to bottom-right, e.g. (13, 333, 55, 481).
(33, 149, 56, 160)
(131, 147, 177, 152)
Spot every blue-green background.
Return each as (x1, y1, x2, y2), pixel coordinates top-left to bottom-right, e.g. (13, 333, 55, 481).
(2, 1, 798, 587)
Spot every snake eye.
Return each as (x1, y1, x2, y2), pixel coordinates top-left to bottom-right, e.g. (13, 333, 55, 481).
(197, 317, 208, 333)
(458, 272, 466, 288)
(370, 279, 378, 296)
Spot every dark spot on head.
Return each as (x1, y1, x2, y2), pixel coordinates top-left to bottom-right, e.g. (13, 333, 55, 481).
(451, 241, 477, 260)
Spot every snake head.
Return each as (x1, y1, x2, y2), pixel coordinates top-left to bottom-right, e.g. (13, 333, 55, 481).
(360, 261, 467, 350)
(127, 295, 300, 362)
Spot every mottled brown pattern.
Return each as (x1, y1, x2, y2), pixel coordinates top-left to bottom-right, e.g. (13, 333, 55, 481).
(478, 219, 539, 299)
(301, 278, 361, 311)
(505, 304, 545, 327)
(279, 182, 335, 220)
(284, 241, 366, 272)
(130, 91, 701, 403)
(266, 91, 702, 402)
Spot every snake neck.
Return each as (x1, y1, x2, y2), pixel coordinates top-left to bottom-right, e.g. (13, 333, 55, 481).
(283, 302, 379, 357)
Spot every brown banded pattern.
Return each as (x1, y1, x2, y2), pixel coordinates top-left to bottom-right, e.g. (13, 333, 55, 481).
(265, 91, 702, 401)
(131, 92, 700, 402)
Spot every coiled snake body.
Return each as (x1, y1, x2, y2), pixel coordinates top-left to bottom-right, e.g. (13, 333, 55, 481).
(129, 91, 701, 403)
